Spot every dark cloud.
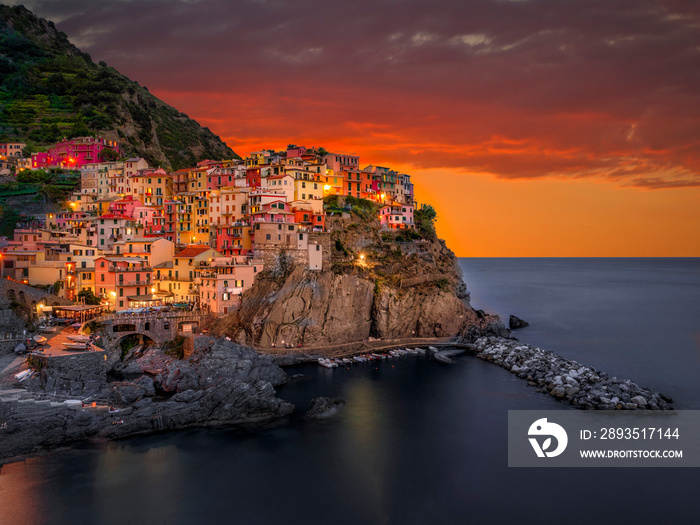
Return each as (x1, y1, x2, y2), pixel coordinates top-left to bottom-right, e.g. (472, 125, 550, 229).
(9, 0, 700, 187)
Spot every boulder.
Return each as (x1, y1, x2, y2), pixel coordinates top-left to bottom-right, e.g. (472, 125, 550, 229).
(111, 382, 147, 405)
(630, 395, 647, 407)
(509, 315, 530, 330)
(133, 375, 156, 396)
(305, 397, 346, 419)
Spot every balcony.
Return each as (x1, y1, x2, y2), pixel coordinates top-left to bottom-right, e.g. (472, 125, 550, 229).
(117, 280, 151, 287)
(109, 265, 152, 272)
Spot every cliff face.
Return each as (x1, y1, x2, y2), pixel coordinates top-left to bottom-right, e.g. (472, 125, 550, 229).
(215, 199, 506, 349)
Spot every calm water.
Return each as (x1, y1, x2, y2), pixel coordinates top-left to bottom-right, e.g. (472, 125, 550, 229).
(1, 258, 699, 525)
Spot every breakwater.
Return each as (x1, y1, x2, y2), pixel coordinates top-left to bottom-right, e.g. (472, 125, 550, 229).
(472, 337, 673, 410)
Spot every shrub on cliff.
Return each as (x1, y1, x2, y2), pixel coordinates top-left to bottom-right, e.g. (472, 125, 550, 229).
(415, 204, 438, 240)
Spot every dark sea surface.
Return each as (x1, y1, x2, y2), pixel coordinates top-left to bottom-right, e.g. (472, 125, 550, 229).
(1, 258, 699, 525)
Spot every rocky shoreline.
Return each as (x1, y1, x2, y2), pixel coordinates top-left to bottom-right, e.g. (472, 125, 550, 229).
(472, 337, 673, 410)
(0, 332, 677, 462)
(0, 339, 294, 461)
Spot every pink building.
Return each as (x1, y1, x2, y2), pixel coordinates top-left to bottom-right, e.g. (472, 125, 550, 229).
(31, 137, 120, 169)
(207, 168, 238, 190)
(286, 145, 307, 158)
(108, 195, 141, 218)
(94, 256, 152, 311)
(379, 203, 414, 230)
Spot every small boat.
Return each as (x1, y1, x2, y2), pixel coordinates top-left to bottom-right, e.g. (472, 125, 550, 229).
(33, 335, 48, 345)
(353, 355, 367, 362)
(318, 358, 336, 369)
(14, 369, 33, 381)
(342, 358, 353, 365)
(38, 325, 57, 333)
(67, 335, 91, 342)
(62, 342, 88, 350)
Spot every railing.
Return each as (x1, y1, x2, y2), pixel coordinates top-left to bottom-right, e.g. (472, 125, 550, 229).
(117, 280, 151, 287)
(93, 312, 207, 323)
(0, 333, 24, 341)
(109, 266, 152, 272)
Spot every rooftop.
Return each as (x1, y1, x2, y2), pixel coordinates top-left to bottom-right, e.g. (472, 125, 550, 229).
(175, 245, 213, 259)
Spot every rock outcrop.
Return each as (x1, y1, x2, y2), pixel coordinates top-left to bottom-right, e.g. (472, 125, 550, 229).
(0, 339, 294, 460)
(305, 397, 346, 419)
(509, 315, 529, 329)
(472, 337, 673, 410)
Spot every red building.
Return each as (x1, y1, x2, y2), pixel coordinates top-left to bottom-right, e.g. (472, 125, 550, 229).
(32, 137, 120, 169)
(246, 167, 261, 188)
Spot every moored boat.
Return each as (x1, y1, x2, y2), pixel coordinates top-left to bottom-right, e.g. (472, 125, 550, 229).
(38, 325, 57, 333)
(62, 342, 88, 350)
(66, 334, 91, 342)
(33, 335, 47, 345)
(318, 358, 337, 368)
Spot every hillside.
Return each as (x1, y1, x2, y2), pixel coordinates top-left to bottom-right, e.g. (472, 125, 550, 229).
(0, 4, 237, 170)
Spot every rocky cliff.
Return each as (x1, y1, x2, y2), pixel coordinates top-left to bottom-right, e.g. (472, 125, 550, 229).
(214, 198, 506, 349)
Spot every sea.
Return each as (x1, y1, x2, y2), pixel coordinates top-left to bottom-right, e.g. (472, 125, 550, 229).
(0, 258, 699, 525)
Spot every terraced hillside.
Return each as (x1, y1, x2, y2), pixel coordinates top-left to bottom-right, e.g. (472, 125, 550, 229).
(0, 4, 238, 170)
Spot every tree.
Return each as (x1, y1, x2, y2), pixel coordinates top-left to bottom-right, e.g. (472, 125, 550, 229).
(101, 148, 119, 162)
(414, 204, 438, 240)
(77, 289, 101, 305)
(0, 206, 21, 237)
(68, 118, 91, 139)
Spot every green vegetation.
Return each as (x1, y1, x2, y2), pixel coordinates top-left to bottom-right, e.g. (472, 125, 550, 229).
(120, 334, 141, 359)
(26, 354, 46, 371)
(0, 206, 20, 236)
(0, 5, 238, 170)
(323, 195, 379, 221)
(414, 204, 437, 240)
(163, 335, 186, 360)
(3, 168, 80, 204)
(83, 320, 100, 335)
(77, 289, 101, 305)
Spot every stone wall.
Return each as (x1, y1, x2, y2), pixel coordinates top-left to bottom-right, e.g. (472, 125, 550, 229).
(0, 340, 18, 357)
(29, 351, 107, 397)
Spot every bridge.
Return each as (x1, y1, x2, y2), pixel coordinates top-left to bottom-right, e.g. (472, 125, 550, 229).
(88, 312, 209, 344)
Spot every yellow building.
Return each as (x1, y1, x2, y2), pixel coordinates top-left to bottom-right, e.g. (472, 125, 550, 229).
(129, 169, 173, 206)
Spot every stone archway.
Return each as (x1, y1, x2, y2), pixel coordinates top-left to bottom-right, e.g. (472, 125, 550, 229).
(113, 323, 137, 333)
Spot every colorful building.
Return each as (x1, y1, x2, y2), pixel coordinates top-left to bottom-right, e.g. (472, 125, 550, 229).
(31, 137, 120, 169)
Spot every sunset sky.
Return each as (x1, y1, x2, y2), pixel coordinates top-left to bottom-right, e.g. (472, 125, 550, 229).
(10, 0, 700, 256)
